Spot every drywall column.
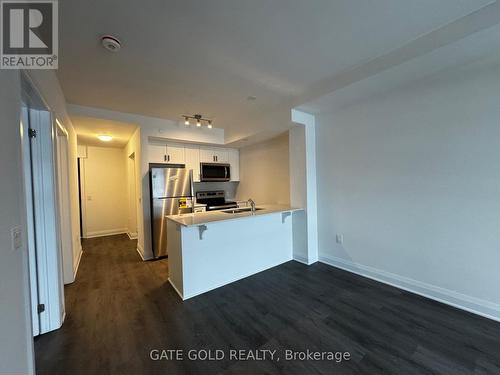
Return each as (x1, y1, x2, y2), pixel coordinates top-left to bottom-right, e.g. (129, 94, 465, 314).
(0, 71, 35, 375)
(290, 109, 318, 264)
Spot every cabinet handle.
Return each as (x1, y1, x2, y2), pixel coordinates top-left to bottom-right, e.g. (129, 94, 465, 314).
(164, 155, 167, 162)
(168, 155, 170, 162)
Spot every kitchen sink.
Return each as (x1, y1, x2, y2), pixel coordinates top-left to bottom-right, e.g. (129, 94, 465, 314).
(222, 207, 264, 214)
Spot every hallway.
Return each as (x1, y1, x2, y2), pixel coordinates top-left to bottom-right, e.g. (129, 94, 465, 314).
(35, 235, 500, 375)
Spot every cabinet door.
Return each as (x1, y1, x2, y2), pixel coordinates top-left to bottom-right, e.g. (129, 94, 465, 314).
(200, 148, 215, 163)
(166, 144, 185, 164)
(212, 148, 228, 163)
(184, 145, 200, 182)
(148, 143, 167, 163)
(228, 148, 239, 181)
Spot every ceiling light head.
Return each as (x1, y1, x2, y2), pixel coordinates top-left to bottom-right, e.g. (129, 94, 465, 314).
(207, 120, 212, 129)
(194, 114, 202, 127)
(97, 134, 113, 142)
(101, 35, 121, 52)
(184, 117, 190, 126)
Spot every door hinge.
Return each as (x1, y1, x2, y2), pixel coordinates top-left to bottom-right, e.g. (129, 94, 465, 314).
(28, 128, 37, 138)
(37, 304, 45, 314)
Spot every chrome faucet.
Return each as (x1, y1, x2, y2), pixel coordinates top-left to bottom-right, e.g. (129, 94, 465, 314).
(247, 198, 256, 213)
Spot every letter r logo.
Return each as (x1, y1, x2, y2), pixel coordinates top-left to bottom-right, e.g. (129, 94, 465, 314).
(2, 1, 54, 54)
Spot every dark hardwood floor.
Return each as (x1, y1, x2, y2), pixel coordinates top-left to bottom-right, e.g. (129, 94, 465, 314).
(35, 234, 500, 374)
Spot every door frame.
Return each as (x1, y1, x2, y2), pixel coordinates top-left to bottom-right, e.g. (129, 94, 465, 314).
(55, 119, 74, 284)
(127, 152, 138, 239)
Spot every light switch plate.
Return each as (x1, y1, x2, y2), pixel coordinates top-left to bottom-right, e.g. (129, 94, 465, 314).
(336, 234, 344, 244)
(11, 226, 22, 251)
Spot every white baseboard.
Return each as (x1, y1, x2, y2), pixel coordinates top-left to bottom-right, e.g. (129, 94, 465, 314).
(136, 244, 153, 261)
(127, 232, 138, 240)
(136, 246, 145, 261)
(73, 245, 83, 280)
(168, 278, 184, 300)
(319, 254, 500, 323)
(293, 254, 312, 265)
(84, 228, 128, 238)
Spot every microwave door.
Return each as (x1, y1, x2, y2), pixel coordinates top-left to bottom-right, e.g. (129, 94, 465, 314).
(201, 163, 230, 181)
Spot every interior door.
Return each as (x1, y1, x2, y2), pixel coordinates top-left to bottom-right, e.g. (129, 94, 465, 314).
(20, 106, 40, 336)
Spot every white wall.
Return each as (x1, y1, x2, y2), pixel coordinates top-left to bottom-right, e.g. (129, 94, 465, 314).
(0, 72, 35, 374)
(316, 58, 500, 320)
(81, 146, 128, 238)
(235, 132, 290, 205)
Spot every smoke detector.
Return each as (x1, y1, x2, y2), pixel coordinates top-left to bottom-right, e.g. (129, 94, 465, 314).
(101, 35, 121, 52)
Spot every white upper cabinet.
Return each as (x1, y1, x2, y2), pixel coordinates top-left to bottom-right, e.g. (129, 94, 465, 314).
(147, 142, 238, 181)
(166, 144, 185, 164)
(213, 148, 228, 163)
(148, 143, 185, 164)
(228, 148, 240, 181)
(199, 148, 214, 163)
(184, 145, 200, 182)
(148, 143, 168, 164)
(200, 147, 228, 163)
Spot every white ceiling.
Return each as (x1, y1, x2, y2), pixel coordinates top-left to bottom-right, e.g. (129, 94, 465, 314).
(72, 116, 137, 148)
(58, 0, 493, 142)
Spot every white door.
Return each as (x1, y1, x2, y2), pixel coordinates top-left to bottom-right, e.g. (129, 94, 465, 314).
(24, 108, 65, 335)
(20, 106, 40, 336)
(166, 144, 185, 164)
(148, 143, 167, 163)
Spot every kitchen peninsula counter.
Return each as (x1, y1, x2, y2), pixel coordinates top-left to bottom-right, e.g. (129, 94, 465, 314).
(166, 205, 305, 300)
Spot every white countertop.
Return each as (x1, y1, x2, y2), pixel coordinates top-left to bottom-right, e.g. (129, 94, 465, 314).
(166, 204, 303, 227)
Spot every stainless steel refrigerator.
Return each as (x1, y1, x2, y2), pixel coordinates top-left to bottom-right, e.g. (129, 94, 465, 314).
(150, 166, 193, 258)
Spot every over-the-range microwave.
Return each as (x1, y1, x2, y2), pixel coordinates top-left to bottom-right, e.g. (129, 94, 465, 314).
(200, 163, 231, 182)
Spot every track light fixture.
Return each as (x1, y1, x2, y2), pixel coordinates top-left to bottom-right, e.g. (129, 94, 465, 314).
(181, 114, 213, 129)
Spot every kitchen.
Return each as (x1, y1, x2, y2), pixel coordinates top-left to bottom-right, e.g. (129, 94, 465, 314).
(147, 131, 305, 299)
(70, 110, 308, 299)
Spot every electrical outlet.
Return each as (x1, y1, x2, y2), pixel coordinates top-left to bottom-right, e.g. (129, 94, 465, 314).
(11, 226, 22, 251)
(336, 234, 344, 244)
